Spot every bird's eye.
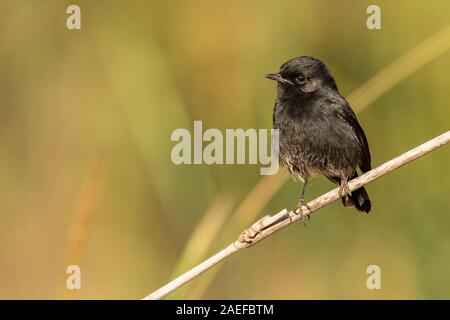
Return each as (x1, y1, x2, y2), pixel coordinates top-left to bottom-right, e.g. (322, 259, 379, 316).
(295, 75, 307, 84)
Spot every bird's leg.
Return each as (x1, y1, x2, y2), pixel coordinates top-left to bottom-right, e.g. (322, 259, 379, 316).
(295, 177, 312, 224)
(338, 176, 351, 198)
(297, 178, 308, 208)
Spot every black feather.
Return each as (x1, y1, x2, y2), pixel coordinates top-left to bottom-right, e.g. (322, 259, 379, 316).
(269, 56, 372, 213)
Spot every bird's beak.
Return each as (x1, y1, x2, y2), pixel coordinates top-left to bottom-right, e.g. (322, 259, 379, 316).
(265, 73, 293, 85)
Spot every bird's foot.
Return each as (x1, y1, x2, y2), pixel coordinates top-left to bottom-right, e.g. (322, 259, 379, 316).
(338, 181, 351, 198)
(294, 198, 311, 226)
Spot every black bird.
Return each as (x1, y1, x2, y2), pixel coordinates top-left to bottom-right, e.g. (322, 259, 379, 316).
(267, 56, 372, 217)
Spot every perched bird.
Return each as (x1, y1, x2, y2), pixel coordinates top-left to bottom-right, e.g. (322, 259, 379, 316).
(266, 56, 372, 217)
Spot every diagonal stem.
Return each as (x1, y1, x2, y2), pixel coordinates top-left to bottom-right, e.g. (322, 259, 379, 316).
(143, 130, 450, 300)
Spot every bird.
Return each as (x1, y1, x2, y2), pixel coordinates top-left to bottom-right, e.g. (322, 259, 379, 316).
(266, 56, 372, 218)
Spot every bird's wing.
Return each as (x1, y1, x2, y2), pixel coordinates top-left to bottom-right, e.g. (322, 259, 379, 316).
(332, 98, 371, 172)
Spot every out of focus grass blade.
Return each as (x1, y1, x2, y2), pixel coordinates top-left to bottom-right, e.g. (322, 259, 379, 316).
(348, 25, 450, 111)
(93, 25, 217, 230)
(169, 194, 233, 299)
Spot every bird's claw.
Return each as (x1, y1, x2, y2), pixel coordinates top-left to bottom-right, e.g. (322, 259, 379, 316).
(294, 198, 311, 226)
(338, 182, 351, 198)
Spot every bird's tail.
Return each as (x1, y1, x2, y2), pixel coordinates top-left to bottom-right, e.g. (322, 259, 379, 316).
(342, 186, 371, 213)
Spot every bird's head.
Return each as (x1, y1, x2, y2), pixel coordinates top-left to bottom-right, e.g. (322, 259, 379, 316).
(266, 56, 338, 99)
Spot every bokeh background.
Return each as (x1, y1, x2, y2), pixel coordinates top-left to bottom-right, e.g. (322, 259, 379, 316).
(0, 0, 449, 299)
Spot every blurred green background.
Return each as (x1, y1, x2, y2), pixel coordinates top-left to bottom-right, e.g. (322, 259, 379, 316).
(0, 0, 449, 299)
